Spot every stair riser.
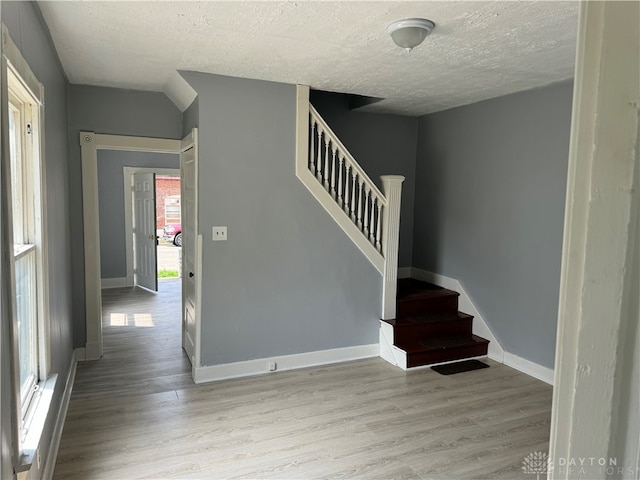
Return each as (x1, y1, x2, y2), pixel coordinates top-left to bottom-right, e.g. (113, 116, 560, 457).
(397, 295, 458, 318)
(406, 342, 489, 368)
(394, 318, 472, 343)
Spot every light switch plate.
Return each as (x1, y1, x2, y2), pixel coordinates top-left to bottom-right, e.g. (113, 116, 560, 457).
(212, 226, 227, 241)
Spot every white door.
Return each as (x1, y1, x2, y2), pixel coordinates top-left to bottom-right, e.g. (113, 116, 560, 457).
(181, 129, 199, 366)
(133, 172, 158, 292)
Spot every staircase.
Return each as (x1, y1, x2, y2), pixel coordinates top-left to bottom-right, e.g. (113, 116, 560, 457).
(295, 86, 404, 319)
(381, 279, 489, 368)
(295, 87, 491, 370)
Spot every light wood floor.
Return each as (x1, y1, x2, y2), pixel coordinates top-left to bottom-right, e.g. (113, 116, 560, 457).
(54, 282, 552, 479)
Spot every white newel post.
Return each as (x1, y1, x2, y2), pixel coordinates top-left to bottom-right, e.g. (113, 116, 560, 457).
(381, 175, 405, 320)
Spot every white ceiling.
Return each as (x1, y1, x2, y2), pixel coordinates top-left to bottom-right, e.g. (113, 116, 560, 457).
(38, 1, 579, 116)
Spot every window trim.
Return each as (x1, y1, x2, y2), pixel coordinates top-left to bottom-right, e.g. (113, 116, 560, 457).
(2, 25, 44, 103)
(2, 21, 51, 462)
(7, 68, 49, 419)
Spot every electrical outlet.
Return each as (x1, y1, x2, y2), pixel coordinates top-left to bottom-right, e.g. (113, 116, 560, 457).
(268, 362, 277, 372)
(212, 226, 227, 241)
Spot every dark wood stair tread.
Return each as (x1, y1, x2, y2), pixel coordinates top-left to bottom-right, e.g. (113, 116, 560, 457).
(397, 279, 459, 302)
(419, 335, 486, 350)
(397, 279, 449, 299)
(398, 278, 442, 291)
(383, 311, 473, 327)
(396, 284, 460, 317)
(400, 335, 490, 368)
(398, 335, 489, 353)
(397, 288, 459, 302)
(408, 311, 472, 324)
(392, 278, 490, 369)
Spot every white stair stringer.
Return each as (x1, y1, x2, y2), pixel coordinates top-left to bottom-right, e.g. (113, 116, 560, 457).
(297, 167, 384, 274)
(379, 320, 407, 369)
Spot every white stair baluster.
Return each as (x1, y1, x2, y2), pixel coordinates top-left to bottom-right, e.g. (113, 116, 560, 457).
(375, 201, 382, 251)
(323, 137, 330, 189)
(330, 146, 337, 198)
(316, 125, 323, 181)
(344, 163, 351, 214)
(309, 118, 316, 175)
(351, 172, 357, 221)
(363, 187, 370, 237)
(337, 155, 344, 206)
(369, 195, 376, 243)
(357, 180, 364, 229)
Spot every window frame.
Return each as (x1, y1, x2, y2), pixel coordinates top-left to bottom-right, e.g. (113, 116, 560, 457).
(2, 32, 51, 443)
(164, 195, 181, 225)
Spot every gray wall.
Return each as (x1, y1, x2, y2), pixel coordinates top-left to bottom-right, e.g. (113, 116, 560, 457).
(183, 97, 199, 136)
(97, 151, 179, 279)
(413, 81, 573, 369)
(310, 91, 418, 267)
(1, 2, 73, 477)
(181, 72, 381, 366)
(67, 85, 183, 346)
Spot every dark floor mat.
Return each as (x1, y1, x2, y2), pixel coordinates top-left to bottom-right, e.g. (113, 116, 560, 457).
(431, 359, 490, 375)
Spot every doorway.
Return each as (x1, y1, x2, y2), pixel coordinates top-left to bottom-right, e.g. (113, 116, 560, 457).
(96, 159, 184, 373)
(155, 175, 182, 281)
(119, 167, 181, 291)
(80, 131, 200, 372)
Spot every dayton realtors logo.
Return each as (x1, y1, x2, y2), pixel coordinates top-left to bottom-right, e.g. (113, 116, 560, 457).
(522, 451, 551, 479)
(554, 456, 626, 476)
(523, 452, 631, 478)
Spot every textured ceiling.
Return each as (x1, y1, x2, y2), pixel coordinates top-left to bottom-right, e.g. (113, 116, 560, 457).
(38, 1, 579, 116)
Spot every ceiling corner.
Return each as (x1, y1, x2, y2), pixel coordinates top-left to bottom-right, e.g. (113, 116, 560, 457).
(163, 71, 197, 112)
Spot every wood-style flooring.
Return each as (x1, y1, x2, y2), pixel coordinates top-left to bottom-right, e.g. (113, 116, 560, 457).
(54, 281, 552, 479)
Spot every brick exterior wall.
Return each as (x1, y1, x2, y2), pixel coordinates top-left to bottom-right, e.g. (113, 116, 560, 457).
(156, 176, 180, 227)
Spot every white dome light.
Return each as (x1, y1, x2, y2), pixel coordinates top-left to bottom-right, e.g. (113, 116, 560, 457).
(387, 18, 436, 52)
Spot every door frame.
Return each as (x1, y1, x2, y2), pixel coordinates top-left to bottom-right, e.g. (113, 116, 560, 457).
(80, 132, 181, 360)
(549, 1, 640, 474)
(179, 129, 201, 370)
(123, 166, 180, 287)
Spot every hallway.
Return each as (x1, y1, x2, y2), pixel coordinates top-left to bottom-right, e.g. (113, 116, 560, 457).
(70, 279, 191, 399)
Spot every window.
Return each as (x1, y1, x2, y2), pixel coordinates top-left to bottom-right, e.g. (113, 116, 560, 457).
(164, 195, 181, 225)
(6, 62, 48, 432)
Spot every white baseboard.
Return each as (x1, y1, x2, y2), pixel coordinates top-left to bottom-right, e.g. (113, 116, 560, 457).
(73, 347, 86, 362)
(503, 352, 554, 385)
(100, 277, 128, 289)
(194, 344, 379, 384)
(397, 267, 412, 279)
(41, 348, 80, 480)
(84, 341, 100, 361)
(411, 268, 505, 362)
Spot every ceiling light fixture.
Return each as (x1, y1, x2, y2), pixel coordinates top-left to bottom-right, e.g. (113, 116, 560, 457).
(387, 18, 435, 52)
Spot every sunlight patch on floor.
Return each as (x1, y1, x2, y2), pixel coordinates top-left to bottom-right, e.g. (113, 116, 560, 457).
(109, 313, 126, 326)
(133, 313, 154, 327)
(109, 313, 155, 327)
